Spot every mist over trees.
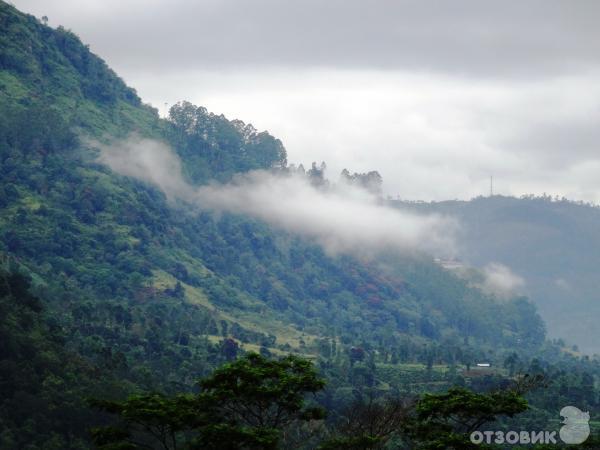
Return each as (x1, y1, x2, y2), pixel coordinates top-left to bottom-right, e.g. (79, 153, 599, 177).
(340, 169, 383, 196)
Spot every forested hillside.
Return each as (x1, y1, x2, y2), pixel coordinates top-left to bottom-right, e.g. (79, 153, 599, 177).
(1, 1, 599, 448)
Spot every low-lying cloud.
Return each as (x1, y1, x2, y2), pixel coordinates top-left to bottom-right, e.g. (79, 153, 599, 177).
(482, 262, 525, 297)
(94, 135, 457, 257)
(96, 136, 193, 199)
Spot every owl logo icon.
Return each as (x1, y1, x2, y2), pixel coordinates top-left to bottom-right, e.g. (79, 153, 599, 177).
(560, 406, 590, 444)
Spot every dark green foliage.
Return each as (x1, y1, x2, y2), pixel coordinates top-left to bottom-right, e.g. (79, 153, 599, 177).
(0, 101, 77, 156)
(319, 397, 410, 449)
(0, 1, 140, 107)
(91, 353, 326, 449)
(167, 101, 287, 183)
(90, 364, 551, 450)
(90, 393, 203, 450)
(0, 268, 128, 449)
(200, 353, 326, 427)
(406, 387, 528, 449)
(0, 0, 159, 139)
(320, 385, 532, 450)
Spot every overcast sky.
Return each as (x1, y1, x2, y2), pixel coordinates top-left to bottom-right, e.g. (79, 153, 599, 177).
(13, 0, 600, 201)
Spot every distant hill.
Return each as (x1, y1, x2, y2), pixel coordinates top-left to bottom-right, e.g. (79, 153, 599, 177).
(393, 195, 600, 354)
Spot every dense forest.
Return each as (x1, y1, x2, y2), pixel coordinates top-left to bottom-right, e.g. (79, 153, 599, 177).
(0, 1, 599, 448)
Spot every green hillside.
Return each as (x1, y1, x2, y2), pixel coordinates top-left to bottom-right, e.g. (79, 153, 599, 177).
(0, 0, 158, 136)
(1, 1, 599, 448)
(0, 0, 546, 359)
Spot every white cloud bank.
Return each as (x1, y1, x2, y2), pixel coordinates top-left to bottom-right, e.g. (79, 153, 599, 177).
(95, 135, 458, 257)
(482, 262, 525, 297)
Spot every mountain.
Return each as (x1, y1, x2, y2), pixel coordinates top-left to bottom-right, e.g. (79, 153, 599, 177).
(1, 2, 599, 448)
(0, 0, 545, 358)
(392, 195, 600, 354)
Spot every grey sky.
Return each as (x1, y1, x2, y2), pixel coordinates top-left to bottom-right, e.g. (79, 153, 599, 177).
(12, 0, 600, 201)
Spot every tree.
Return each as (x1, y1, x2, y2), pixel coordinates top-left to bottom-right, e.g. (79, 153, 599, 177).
(90, 393, 203, 450)
(308, 161, 328, 187)
(320, 397, 411, 449)
(221, 337, 239, 360)
(199, 353, 326, 430)
(404, 387, 528, 449)
(91, 353, 326, 449)
(349, 347, 366, 365)
(339, 170, 383, 196)
(503, 352, 520, 377)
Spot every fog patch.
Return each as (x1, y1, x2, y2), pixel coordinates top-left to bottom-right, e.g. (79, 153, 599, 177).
(94, 135, 194, 200)
(95, 135, 458, 257)
(482, 262, 526, 296)
(196, 172, 457, 256)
